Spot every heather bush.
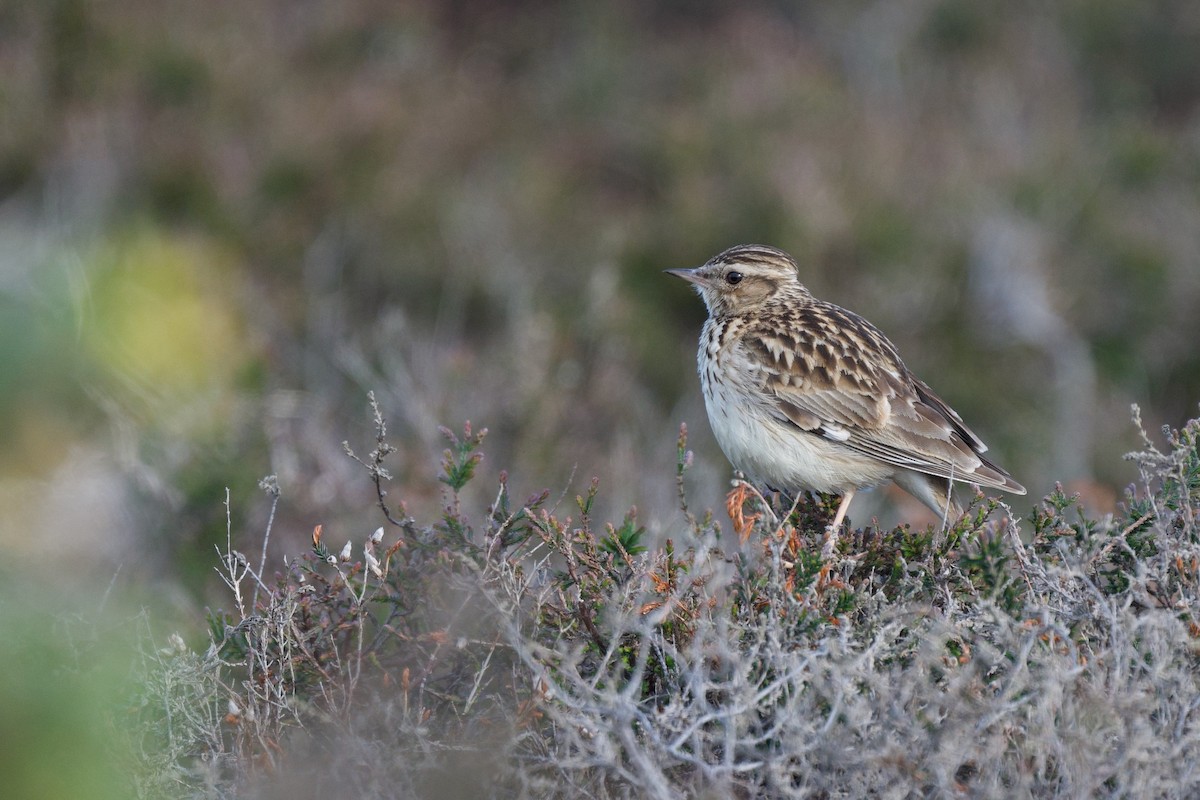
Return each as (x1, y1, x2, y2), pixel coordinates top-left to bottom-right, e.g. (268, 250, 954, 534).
(131, 401, 1200, 798)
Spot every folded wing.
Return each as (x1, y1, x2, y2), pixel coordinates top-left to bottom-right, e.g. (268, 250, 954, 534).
(741, 305, 1026, 495)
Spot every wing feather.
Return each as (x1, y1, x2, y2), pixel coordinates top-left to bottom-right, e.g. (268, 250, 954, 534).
(738, 303, 1024, 493)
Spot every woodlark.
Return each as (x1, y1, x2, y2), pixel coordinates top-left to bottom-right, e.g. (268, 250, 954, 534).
(668, 244, 1025, 555)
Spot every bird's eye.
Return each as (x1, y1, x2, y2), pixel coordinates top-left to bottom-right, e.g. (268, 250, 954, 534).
(726, 271, 743, 286)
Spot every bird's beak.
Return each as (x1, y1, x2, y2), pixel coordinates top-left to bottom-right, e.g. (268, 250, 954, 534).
(664, 267, 709, 287)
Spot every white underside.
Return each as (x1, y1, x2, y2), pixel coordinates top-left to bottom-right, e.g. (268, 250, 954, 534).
(703, 375, 895, 495)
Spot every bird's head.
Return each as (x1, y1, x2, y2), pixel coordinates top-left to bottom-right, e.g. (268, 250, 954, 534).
(666, 244, 811, 317)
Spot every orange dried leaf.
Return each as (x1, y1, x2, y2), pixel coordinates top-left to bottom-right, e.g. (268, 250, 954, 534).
(649, 572, 672, 593)
(725, 483, 760, 543)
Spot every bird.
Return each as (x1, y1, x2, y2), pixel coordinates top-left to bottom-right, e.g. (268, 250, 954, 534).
(667, 244, 1025, 557)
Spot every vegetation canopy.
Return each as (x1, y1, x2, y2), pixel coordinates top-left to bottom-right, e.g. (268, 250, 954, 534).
(126, 399, 1200, 798)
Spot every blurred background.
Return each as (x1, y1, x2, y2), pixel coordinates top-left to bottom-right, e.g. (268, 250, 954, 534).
(2, 0, 1199, 609)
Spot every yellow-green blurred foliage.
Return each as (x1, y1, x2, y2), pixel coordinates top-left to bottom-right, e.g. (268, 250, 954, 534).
(83, 228, 251, 437)
(0, 229, 259, 587)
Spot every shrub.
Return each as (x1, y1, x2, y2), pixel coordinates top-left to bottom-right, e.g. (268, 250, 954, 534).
(131, 401, 1200, 798)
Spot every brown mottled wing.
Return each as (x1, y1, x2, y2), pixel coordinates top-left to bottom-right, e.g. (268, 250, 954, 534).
(741, 302, 1024, 493)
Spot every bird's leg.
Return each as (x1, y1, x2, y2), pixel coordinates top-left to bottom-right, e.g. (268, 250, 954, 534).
(829, 490, 854, 529)
(821, 489, 855, 560)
